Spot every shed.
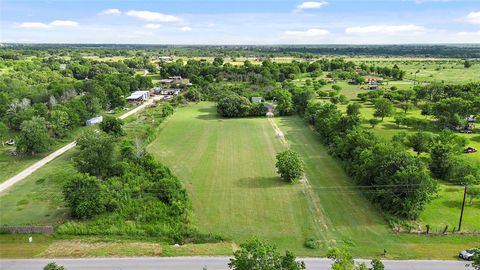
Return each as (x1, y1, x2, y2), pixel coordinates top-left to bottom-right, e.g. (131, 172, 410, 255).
(160, 88, 181, 96)
(86, 116, 103, 126)
(159, 79, 174, 84)
(169, 76, 182, 81)
(251, 97, 263, 103)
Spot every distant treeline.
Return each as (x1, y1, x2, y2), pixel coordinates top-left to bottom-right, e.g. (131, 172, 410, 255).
(2, 44, 480, 58)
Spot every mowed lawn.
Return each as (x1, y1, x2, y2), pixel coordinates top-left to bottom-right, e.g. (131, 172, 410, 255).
(147, 102, 319, 251)
(147, 102, 480, 258)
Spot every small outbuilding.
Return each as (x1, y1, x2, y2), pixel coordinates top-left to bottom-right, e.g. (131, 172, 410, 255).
(169, 76, 182, 81)
(160, 88, 181, 96)
(159, 79, 174, 84)
(86, 116, 103, 126)
(466, 115, 477, 123)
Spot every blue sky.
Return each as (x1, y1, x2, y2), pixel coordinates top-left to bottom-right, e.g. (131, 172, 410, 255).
(1, 0, 480, 44)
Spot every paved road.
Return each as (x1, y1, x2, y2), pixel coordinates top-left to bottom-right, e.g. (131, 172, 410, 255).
(0, 97, 157, 193)
(0, 257, 473, 270)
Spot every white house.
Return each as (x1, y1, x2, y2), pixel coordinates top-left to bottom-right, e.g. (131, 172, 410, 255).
(126, 91, 150, 102)
(158, 56, 172, 62)
(86, 116, 103, 126)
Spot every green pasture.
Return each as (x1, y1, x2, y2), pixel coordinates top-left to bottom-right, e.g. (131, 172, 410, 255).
(146, 102, 480, 258)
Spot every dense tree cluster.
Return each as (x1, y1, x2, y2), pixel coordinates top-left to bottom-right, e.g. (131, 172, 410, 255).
(0, 56, 153, 155)
(217, 94, 267, 117)
(305, 101, 438, 219)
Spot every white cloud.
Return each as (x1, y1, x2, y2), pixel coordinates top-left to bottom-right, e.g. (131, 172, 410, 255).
(17, 20, 78, 29)
(49, 20, 78, 27)
(126, 10, 181, 22)
(296, 1, 328, 12)
(409, 0, 453, 3)
(283, 28, 329, 38)
(345, 24, 425, 35)
(458, 30, 480, 36)
(17, 22, 51, 29)
(465, 11, 480, 24)
(98, 8, 122, 16)
(144, 23, 161, 29)
(180, 26, 192, 32)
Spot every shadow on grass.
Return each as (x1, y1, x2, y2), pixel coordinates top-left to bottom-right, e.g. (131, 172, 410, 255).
(381, 123, 401, 130)
(196, 113, 219, 121)
(470, 136, 480, 142)
(442, 200, 461, 208)
(235, 176, 288, 189)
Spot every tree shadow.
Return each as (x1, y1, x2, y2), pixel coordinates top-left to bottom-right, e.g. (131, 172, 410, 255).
(197, 107, 214, 113)
(470, 136, 480, 142)
(196, 113, 220, 121)
(381, 123, 401, 130)
(235, 176, 288, 189)
(442, 200, 461, 208)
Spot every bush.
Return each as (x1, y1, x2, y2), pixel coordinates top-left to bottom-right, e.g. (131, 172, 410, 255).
(44, 262, 66, 270)
(304, 238, 319, 249)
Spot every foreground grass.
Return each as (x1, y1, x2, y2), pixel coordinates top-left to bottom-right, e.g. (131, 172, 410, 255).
(0, 235, 233, 259)
(0, 151, 73, 226)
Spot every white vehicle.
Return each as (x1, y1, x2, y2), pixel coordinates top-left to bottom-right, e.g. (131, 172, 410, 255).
(459, 248, 479, 261)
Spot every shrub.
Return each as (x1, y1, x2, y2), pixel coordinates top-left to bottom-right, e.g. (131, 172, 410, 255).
(304, 238, 319, 249)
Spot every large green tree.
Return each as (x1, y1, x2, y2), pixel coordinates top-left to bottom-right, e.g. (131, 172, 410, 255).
(373, 98, 394, 121)
(73, 130, 114, 178)
(405, 132, 433, 156)
(100, 116, 124, 136)
(49, 109, 71, 138)
(276, 89, 294, 116)
(276, 149, 304, 182)
(16, 116, 52, 155)
(63, 173, 107, 219)
(217, 95, 251, 117)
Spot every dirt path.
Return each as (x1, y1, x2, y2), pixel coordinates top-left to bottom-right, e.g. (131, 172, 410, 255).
(268, 117, 330, 233)
(0, 97, 159, 193)
(268, 118, 288, 146)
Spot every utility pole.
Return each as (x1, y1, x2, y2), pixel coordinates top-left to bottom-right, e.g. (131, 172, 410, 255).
(458, 182, 468, 232)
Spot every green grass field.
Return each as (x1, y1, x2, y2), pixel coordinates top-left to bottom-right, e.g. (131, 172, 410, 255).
(0, 150, 74, 226)
(147, 103, 319, 252)
(146, 102, 480, 258)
